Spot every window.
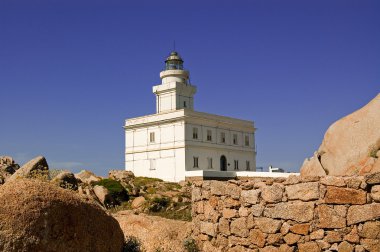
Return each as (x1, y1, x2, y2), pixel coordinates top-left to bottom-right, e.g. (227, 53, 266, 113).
(208, 157, 213, 169)
(184, 101, 187, 108)
(233, 134, 238, 145)
(245, 135, 249, 146)
(207, 130, 212, 141)
(246, 161, 250, 171)
(193, 157, 199, 168)
(149, 132, 155, 143)
(193, 127, 198, 139)
(220, 132, 226, 143)
(234, 160, 239, 170)
(150, 159, 156, 170)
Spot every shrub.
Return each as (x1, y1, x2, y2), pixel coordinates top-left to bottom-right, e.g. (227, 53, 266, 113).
(370, 145, 380, 158)
(133, 177, 163, 188)
(28, 169, 49, 181)
(108, 201, 133, 214)
(149, 207, 192, 221)
(152, 197, 169, 206)
(183, 237, 199, 252)
(95, 179, 129, 203)
(123, 236, 142, 252)
(149, 197, 170, 212)
(146, 187, 156, 194)
(163, 182, 182, 191)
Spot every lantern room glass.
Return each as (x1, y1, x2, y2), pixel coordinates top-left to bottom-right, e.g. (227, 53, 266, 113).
(165, 60, 183, 70)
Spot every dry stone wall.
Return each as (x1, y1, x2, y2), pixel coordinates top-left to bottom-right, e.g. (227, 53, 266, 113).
(191, 173, 380, 252)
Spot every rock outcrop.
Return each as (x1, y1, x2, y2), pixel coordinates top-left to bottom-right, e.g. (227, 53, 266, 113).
(0, 156, 14, 166)
(301, 94, 380, 177)
(0, 156, 20, 183)
(0, 156, 19, 173)
(93, 185, 116, 207)
(131, 196, 146, 209)
(0, 179, 124, 252)
(8, 156, 48, 181)
(109, 170, 135, 187)
(109, 170, 134, 181)
(114, 210, 192, 252)
(51, 171, 78, 190)
(75, 170, 101, 184)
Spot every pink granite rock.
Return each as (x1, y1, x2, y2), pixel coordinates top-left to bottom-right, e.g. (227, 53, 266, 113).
(301, 94, 380, 177)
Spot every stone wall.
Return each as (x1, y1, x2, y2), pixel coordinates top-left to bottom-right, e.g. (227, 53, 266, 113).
(191, 173, 380, 252)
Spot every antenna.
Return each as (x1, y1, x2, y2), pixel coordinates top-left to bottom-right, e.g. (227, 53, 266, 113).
(173, 40, 176, 51)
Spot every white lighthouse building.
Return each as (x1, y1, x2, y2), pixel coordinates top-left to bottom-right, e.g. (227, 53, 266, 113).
(124, 51, 256, 182)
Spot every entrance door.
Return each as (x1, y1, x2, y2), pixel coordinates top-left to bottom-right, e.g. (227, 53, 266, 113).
(220, 155, 227, 171)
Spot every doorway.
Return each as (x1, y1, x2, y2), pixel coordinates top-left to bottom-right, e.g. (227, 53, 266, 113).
(220, 155, 227, 171)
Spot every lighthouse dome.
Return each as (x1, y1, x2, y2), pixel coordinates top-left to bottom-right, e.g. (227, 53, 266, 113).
(165, 51, 184, 70)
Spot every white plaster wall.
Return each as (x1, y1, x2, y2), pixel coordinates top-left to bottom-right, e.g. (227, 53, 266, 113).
(125, 148, 186, 182)
(160, 124, 175, 145)
(153, 81, 196, 113)
(125, 121, 186, 182)
(160, 70, 189, 84)
(125, 110, 256, 182)
(185, 123, 255, 149)
(185, 145, 256, 172)
(177, 95, 193, 110)
(162, 76, 185, 83)
(157, 93, 174, 113)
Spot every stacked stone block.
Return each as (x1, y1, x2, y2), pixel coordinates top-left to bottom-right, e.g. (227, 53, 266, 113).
(191, 173, 380, 252)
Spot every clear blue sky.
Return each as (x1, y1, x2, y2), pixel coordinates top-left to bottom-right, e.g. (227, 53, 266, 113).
(1, 1, 379, 175)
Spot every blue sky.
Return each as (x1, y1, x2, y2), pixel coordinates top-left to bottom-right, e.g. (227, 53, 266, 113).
(0, 0, 379, 175)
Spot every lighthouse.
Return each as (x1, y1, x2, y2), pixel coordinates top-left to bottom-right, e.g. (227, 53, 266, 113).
(153, 51, 197, 113)
(124, 51, 256, 182)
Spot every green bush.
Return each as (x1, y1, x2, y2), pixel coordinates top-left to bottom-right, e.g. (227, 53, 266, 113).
(183, 237, 199, 252)
(370, 145, 380, 158)
(123, 236, 142, 252)
(28, 170, 49, 181)
(95, 179, 129, 203)
(149, 197, 170, 212)
(150, 207, 192, 221)
(133, 177, 163, 188)
(163, 182, 182, 191)
(146, 187, 156, 194)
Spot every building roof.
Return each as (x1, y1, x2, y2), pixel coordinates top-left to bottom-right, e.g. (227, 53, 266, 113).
(165, 51, 183, 63)
(125, 109, 255, 132)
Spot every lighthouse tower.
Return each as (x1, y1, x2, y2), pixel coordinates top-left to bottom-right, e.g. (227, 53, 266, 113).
(153, 51, 197, 113)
